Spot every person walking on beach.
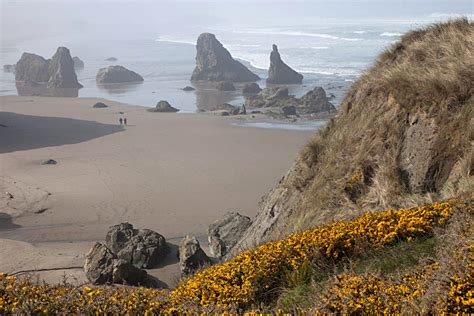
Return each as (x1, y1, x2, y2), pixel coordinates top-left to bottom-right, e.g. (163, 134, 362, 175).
(124, 117, 127, 125)
(119, 117, 123, 125)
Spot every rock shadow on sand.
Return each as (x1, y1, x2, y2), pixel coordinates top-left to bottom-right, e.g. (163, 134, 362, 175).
(0, 112, 123, 153)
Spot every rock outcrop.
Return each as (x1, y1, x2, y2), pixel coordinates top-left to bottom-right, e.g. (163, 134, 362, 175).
(105, 223, 169, 269)
(147, 100, 180, 113)
(179, 235, 211, 275)
(3, 64, 15, 73)
(47, 47, 83, 88)
(84, 242, 148, 286)
(207, 212, 252, 258)
(182, 86, 195, 91)
(96, 65, 144, 84)
(73, 56, 84, 69)
(244, 86, 334, 115)
(15, 47, 82, 89)
(216, 81, 236, 91)
(231, 19, 474, 255)
(15, 53, 51, 83)
(242, 82, 262, 94)
(106, 57, 118, 61)
(191, 33, 260, 82)
(266, 44, 303, 84)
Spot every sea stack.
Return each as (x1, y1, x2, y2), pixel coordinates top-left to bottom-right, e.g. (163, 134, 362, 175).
(191, 33, 260, 82)
(47, 47, 83, 88)
(15, 47, 82, 88)
(266, 44, 303, 84)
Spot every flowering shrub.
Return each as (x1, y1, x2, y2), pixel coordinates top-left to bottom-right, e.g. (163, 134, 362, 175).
(1, 201, 464, 314)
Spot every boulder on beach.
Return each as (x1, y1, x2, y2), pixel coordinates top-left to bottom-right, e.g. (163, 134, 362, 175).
(179, 235, 212, 275)
(266, 44, 303, 84)
(84, 242, 149, 286)
(242, 82, 262, 94)
(105, 223, 169, 269)
(216, 81, 236, 91)
(3, 64, 15, 73)
(298, 86, 335, 114)
(191, 33, 260, 82)
(147, 100, 180, 113)
(182, 86, 195, 91)
(96, 65, 144, 84)
(72, 56, 84, 69)
(208, 103, 245, 115)
(41, 159, 57, 165)
(15, 53, 51, 84)
(207, 212, 252, 258)
(47, 47, 83, 89)
(93, 102, 108, 108)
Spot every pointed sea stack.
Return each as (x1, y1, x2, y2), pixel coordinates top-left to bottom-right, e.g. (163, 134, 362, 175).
(266, 44, 303, 84)
(191, 33, 260, 82)
(47, 47, 83, 88)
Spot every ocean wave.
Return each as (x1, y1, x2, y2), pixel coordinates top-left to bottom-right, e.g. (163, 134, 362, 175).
(380, 32, 402, 37)
(353, 31, 367, 34)
(155, 36, 195, 45)
(233, 29, 361, 41)
(229, 44, 262, 48)
(299, 46, 330, 50)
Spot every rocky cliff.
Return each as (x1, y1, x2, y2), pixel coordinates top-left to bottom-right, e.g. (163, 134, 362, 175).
(267, 44, 303, 84)
(232, 19, 473, 253)
(191, 33, 260, 82)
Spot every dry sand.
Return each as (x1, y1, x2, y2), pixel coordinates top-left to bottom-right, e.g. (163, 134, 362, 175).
(0, 95, 315, 286)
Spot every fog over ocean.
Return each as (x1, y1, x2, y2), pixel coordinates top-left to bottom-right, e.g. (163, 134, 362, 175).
(1, 0, 471, 112)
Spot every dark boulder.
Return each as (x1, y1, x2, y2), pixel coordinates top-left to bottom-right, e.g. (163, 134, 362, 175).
(73, 56, 84, 69)
(216, 81, 236, 91)
(282, 105, 297, 116)
(105, 223, 169, 269)
(147, 100, 180, 113)
(47, 47, 83, 88)
(207, 212, 252, 258)
(3, 64, 15, 73)
(182, 86, 195, 91)
(242, 82, 262, 94)
(93, 102, 108, 108)
(41, 159, 57, 165)
(15, 53, 51, 84)
(179, 235, 212, 275)
(84, 242, 149, 286)
(96, 65, 144, 84)
(191, 33, 260, 82)
(266, 44, 303, 84)
(299, 86, 335, 114)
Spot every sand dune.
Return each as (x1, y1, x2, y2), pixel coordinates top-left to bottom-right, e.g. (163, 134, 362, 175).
(0, 96, 314, 285)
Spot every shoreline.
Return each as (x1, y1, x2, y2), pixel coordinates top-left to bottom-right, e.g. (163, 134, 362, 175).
(0, 95, 317, 286)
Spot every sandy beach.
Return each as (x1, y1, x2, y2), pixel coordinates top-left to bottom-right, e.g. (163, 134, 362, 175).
(0, 95, 314, 286)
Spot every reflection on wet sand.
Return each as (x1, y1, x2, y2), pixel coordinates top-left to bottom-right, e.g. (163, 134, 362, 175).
(96, 82, 143, 95)
(16, 83, 79, 97)
(193, 81, 244, 112)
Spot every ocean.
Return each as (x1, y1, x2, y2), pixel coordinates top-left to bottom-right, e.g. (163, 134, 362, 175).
(1, 1, 471, 114)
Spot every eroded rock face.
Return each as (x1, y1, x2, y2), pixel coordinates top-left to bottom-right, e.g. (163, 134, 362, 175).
(179, 235, 211, 275)
(15, 53, 51, 83)
(96, 65, 144, 84)
(73, 56, 84, 69)
(191, 33, 260, 82)
(105, 223, 169, 268)
(47, 47, 83, 88)
(84, 242, 116, 285)
(267, 45, 303, 84)
(148, 100, 180, 113)
(207, 212, 252, 258)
